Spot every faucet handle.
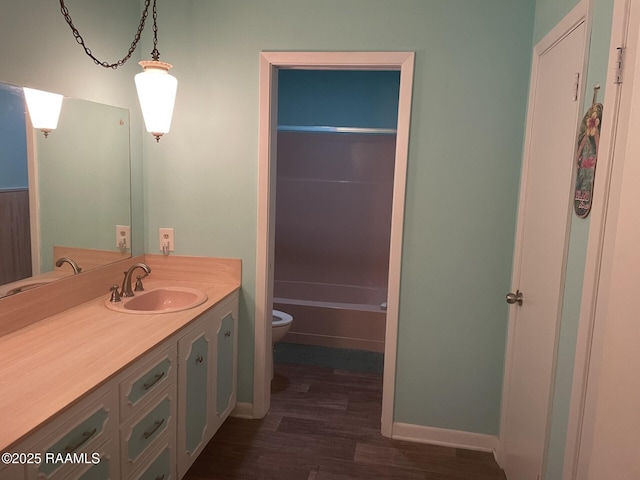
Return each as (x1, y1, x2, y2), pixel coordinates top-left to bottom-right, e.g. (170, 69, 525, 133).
(134, 274, 146, 292)
(109, 285, 122, 303)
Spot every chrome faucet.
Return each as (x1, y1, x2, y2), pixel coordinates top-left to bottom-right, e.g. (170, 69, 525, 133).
(120, 263, 151, 297)
(55, 257, 82, 274)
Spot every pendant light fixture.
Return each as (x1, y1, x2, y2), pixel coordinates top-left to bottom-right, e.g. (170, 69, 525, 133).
(23, 87, 64, 138)
(135, 60, 177, 142)
(59, 0, 177, 142)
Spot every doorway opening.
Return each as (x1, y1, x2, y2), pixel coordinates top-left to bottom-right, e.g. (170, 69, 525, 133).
(255, 52, 414, 437)
(273, 69, 399, 375)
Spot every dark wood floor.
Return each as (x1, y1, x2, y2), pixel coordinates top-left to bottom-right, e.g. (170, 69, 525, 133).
(184, 362, 507, 479)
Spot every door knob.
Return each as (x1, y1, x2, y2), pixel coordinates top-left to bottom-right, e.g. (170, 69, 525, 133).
(506, 289, 523, 306)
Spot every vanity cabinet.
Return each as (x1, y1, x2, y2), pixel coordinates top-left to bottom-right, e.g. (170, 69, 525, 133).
(177, 294, 238, 478)
(3, 290, 239, 480)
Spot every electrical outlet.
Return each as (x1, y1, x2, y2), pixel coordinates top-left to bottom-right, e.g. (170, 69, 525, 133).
(116, 225, 130, 251)
(159, 228, 175, 252)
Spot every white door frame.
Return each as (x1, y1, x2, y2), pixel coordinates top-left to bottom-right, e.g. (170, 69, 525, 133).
(253, 51, 415, 436)
(497, 0, 591, 469)
(563, 0, 632, 477)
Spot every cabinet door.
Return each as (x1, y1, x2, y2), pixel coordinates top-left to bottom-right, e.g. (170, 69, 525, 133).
(177, 320, 214, 477)
(177, 294, 239, 478)
(216, 309, 237, 421)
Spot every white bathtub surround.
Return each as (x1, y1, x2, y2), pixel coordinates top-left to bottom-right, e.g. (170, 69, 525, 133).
(273, 281, 386, 352)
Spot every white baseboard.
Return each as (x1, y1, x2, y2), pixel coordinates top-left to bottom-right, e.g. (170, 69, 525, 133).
(493, 448, 503, 469)
(392, 422, 498, 452)
(231, 402, 254, 419)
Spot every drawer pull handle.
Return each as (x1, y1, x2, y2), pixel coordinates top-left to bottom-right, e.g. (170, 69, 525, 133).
(155, 475, 166, 480)
(143, 371, 166, 390)
(196, 355, 204, 364)
(143, 418, 165, 440)
(224, 331, 231, 337)
(64, 428, 97, 453)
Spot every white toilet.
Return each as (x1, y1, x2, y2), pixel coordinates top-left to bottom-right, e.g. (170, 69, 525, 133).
(271, 309, 293, 379)
(272, 309, 293, 344)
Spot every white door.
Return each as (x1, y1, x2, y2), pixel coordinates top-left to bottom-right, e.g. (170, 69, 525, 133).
(500, 14, 586, 480)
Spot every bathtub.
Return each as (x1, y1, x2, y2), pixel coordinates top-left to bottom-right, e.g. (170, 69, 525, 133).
(273, 280, 387, 353)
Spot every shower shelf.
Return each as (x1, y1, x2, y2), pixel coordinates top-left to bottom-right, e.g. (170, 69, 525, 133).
(277, 125, 396, 135)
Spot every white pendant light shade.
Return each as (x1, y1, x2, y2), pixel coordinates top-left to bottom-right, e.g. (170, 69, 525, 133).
(135, 60, 178, 142)
(23, 87, 63, 137)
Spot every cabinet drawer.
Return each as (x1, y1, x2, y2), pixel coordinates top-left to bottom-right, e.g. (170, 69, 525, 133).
(129, 442, 174, 480)
(121, 389, 175, 478)
(0, 462, 25, 480)
(25, 389, 115, 480)
(120, 344, 176, 421)
(74, 439, 118, 480)
(76, 459, 110, 480)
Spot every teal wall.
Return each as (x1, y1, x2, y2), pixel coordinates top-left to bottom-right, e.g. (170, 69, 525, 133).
(0, 0, 145, 256)
(534, 0, 585, 43)
(540, 1, 615, 478)
(37, 98, 130, 272)
(142, 0, 535, 435)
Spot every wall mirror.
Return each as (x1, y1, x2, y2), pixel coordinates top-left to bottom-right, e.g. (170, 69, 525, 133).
(0, 80, 132, 298)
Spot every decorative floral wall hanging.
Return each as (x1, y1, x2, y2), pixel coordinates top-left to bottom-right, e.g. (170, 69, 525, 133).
(574, 86, 603, 218)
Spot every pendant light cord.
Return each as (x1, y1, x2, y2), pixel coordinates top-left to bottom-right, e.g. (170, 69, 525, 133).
(59, 0, 161, 69)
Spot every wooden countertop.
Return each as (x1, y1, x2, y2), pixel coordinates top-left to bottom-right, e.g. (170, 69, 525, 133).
(0, 257, 240, 451)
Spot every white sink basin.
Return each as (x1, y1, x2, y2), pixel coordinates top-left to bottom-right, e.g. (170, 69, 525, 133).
(105, 287, 207, 314)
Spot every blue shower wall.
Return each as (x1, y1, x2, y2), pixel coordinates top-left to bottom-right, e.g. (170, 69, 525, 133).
(277, 70, 400, 129)
(0, 83, 28, 190)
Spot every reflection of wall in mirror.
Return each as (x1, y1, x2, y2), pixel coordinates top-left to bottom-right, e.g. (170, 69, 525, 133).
(37, 98, 131, 274)
(0, 82, 31, 285)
